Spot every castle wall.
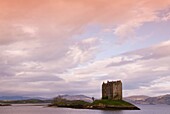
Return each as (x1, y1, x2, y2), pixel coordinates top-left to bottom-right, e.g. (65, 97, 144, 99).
(102, 80, 122, 100)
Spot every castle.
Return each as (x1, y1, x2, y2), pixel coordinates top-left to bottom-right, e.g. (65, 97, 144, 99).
(102, 80, 122, 100)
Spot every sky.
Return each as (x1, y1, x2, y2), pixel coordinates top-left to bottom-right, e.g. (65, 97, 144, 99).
(0, 0, 170, 98)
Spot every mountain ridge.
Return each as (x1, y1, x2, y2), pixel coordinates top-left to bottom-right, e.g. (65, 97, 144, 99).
(54, 95, 93, 102)
(124, 94, 170, 105)
(1, 94, 170, 105)
(0, 96, 47, 101)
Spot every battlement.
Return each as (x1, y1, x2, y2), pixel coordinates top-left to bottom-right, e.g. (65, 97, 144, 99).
(102, 80, 122, 100)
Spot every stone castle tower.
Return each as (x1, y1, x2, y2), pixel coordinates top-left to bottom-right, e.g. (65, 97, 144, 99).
(102, 80, 122, 100)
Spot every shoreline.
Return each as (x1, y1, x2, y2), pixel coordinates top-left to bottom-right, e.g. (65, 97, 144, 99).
(49, 105, 140, 110)
(48, 99, 140, 110)
(0, 104, 11, 106)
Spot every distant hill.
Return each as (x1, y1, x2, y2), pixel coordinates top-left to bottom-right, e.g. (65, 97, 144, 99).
(0, 96, 47, 101)
(124, 95, 149, 104)
(55, 95, 93, 102)
(124, 94, 170, 105)
(145, 94, 170, 105)
(0, 95, 92, 102)
(0, 95, 93, 104)
(124, 95, 149, 101)
(0, 96, 30, 100)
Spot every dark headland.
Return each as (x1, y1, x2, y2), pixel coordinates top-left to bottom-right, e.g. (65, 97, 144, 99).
(0, 103, 11, 106)
(48, 98, 140, 110)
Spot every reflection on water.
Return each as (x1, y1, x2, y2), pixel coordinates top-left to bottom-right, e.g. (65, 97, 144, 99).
(0, 104, 169, 114)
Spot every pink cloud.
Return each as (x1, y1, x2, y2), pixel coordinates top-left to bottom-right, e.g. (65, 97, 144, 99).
(0, 0, 169, 44)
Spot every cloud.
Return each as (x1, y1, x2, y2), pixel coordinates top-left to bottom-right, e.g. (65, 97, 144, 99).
(0, 0, 170, 97)
(0, 24, 36, 45)
(113, 5, 158, 42)
(66, 40, 170, 97)
(0, 40, 169, 97)
(0, 0, 169, 45)
(113, 0, 170, 43)
(0, 36, 100, 97)
(67, 37, 100, 64)
(161, 11, 170, 21)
